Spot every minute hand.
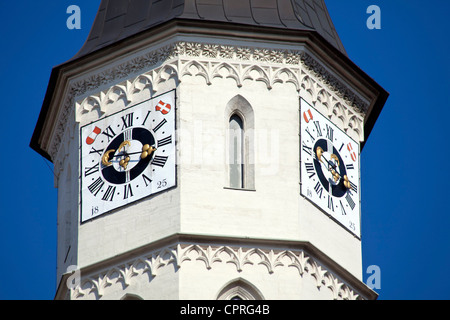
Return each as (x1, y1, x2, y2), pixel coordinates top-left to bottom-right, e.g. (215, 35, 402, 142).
(315, 146, 354, 190)
(103, 145, 156, 164)
(315, 146, 339, 173)
(110, 150, 154, 157)
(116, 145, 157, 159)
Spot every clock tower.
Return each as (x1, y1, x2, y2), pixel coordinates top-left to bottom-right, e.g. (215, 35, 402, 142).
(31, 0, 388, 300)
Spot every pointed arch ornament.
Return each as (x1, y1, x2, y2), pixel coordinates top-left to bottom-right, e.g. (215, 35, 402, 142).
(50, 40, 368, 164)
(65, 240, 370, 300)
(216, 278, 265, 300)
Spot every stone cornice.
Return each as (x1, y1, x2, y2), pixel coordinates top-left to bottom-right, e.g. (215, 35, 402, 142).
(57, 234, 376, 300)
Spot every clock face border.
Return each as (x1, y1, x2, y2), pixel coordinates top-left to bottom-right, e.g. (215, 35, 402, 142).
(79, 89, 177, 223)
(300, 98, 361, 238)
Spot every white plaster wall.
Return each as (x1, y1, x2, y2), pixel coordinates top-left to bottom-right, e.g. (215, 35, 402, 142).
(77, 189, 180, 269)
(55, 114, 80, 282)
(178, 76, 300, 239)
(177, 72, 362, 280)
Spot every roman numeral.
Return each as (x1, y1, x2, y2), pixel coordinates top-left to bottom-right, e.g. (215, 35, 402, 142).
(88, 177, 104, 196)
(328, 195, 335, 212)
(302, 141, 312, 156)
(157, 136, 172, 147)
(314, 121, 322, 137)
(340, 200, 347, 215)
(89, 147, 104, 156)
(123, 128, 132, 141)
(142, 174, 152, 187)
(123, 184, 133, 200)
(102, 126, 116, 142)
(84, 163, 99, 177)
(152, 155, 168, 167)
(346, 164, 355, 170)
(142, 110, 151, 126)
(350, 181, 358, 193)
(305, 162, 316, 179)
(326, 124, 334, 141)
(346, 192, 356, 210)
(304, 127, 315, 142)
(314, 181, 323, 198)
(102, 185, 116, 201)
(121, 112, 134, 130)
(153, 119, 167, 133)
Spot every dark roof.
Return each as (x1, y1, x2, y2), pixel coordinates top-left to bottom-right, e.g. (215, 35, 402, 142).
(32, 0, 389, 162)
(73, 0, 347, 59)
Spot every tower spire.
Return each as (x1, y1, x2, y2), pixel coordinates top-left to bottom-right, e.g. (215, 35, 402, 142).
(73, 0, 347, 59)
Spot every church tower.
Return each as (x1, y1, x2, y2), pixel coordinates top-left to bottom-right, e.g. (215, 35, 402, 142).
(31, 0, 388, 300)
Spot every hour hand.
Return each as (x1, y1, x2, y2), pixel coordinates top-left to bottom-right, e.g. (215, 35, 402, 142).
(343, 175, 357, 192)
(141, 144, 156, 159)
(316, 146, 324, 163)
(118, 141, 131, 153)
(315, 146, 338, 174)
(315, 146, 353, 188)
(102, 149, 115, 166)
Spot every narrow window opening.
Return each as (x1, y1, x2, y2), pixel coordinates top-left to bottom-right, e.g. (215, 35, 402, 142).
(217, 278, 264, 300)
(229, 114, 244, 188)
(225, 95, 255, 190)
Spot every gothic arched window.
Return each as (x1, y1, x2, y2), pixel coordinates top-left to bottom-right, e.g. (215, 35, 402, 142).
(229, 114, 244, 188)
(225, 95, 255, 190)
(217, 278, 264, 300)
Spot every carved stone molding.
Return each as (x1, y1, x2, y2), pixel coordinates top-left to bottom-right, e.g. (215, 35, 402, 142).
(50, 41, 367, 162)
(70, 243, 364, 300)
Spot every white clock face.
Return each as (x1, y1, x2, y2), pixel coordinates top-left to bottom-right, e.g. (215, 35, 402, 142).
(300, 99, 361, 237)
(80, 90, 176, 222)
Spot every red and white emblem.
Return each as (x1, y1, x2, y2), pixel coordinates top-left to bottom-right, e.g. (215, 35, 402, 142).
(86, 126, 101, 145)
(303, 109, 313, 123)
(347, 143, 357, 162)
(156, 100, 171, 115)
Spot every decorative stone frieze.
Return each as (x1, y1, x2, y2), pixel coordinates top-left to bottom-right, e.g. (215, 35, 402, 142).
(49, 41, 368, 163)
(70, 242, 363, 300)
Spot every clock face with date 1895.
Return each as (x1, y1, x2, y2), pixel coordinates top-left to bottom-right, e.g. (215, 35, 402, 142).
(80, 90, 176, 223)
(300, 99, 361, 237)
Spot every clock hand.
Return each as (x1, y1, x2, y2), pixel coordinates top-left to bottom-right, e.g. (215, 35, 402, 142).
(315, 146, 339, 174)
(315, 146, 353, 190)
(107, 150, 154, 158)
(342, 175, 353, 190)
(117, 140, 132, 169)
(102, 143, 156, 169)
(119, 156, 131, 170)
(317, 150, 339, 173)
(110, 144, 157, 160)
(141, 144, 156, 159)
(316, 147, 336, 168)
(118, 141, 131, 153)
(102, 149, 115, 166)
(118, 145, 155, 170)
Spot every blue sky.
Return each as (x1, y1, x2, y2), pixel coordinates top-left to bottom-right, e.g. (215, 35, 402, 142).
(0, 1, 448, 300)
